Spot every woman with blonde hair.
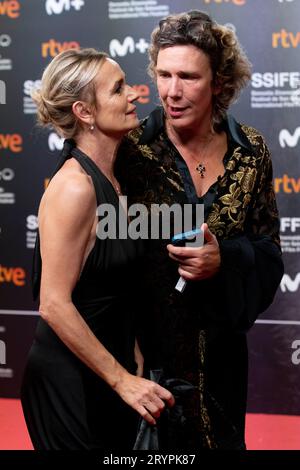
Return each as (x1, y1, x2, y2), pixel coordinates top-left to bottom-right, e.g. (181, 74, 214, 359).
(21, 48, 174, 450)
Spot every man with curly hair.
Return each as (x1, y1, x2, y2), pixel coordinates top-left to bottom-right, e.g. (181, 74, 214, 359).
(117, 10, 283, 449)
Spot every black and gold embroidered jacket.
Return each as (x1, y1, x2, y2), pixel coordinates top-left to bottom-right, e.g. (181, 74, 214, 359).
(116, 107, 284, 449)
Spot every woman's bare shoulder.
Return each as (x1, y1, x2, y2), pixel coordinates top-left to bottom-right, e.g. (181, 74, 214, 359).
(39, 159, 96, 221)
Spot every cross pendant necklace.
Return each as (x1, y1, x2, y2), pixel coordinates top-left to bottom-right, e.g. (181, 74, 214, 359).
(193, 133, 214, 178)
(195, 163, 206, 178)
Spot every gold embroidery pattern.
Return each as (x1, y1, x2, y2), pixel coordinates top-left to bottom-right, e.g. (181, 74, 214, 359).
(117, 120, 280, 449)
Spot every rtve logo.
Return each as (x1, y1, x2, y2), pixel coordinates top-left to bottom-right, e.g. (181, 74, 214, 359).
(281, 274, 300, 293)
(0, 0, 20, 18)
(279, 127, 300, 148)
(0, 133, 22, 152)
(42, 39, 80, 58)
(203, 0, 245, 4)
(272, 29, 300, 48)
(292, 340, 300, 365)
(110, 37, 149, 58)
(0, 265, 26, 286)
(274, 175, 300, 193)
(45, 0, 85, 15)
(132, 85, 150, 104)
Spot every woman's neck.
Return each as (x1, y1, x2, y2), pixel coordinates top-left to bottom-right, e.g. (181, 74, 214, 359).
(75, 132, 120, 180)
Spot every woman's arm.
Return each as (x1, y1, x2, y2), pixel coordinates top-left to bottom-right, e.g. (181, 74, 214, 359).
(38, 170, 174, 424)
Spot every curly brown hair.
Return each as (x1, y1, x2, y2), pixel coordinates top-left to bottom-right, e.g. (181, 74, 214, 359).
(148, 10, 251, 129)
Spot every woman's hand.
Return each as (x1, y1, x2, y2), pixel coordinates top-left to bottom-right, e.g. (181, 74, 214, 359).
(167, 223, 221, 281)
(113, 372, 175, 425)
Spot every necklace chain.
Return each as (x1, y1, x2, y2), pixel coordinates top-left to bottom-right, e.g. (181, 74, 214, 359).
(107, 176, 122, 196)
(189, 133, 214, 178)
(114, 183, 122, 195)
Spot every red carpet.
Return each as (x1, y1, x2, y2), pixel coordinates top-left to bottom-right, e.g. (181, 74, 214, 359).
(245, 413, 300, 450)
(0, 399, 33, 450)
(0, 399, 299, 450)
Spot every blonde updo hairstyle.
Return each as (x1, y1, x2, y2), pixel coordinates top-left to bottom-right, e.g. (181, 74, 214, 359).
(32, 48, 108, 139)
(148, 11, 252, 130)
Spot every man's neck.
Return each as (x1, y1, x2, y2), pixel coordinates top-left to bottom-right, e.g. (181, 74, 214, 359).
(165, 120, 215, 154)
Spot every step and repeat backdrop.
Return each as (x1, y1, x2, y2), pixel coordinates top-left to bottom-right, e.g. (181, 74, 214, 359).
(0, 0, 299, 416)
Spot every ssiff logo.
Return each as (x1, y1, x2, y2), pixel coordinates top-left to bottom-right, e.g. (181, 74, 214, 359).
(26, 215, 38, 249)
(45, 0, 85, 15)
(279, 127, 300, 147)
(252, 72, 300, 89)
(110, 37, 149, 58)
(281, 218, 300, 232)
(0, 0, 20, 18)
(23, 80, 41, 114)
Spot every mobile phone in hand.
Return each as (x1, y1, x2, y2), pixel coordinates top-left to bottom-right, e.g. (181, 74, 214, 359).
(171, 228, 202, 247)
(170, 228, 203, 293)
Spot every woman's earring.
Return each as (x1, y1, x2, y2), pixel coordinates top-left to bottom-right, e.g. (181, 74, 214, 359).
(90, 124, 95, 131)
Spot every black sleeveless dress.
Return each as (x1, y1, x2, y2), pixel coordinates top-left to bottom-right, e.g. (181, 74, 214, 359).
(21, 142, 143, 450)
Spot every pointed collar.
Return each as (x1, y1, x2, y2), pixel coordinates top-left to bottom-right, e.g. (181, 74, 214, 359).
(138, 106, 254, 153)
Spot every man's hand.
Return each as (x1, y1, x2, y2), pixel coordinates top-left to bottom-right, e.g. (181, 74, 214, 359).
(167, 223, 221, 281)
